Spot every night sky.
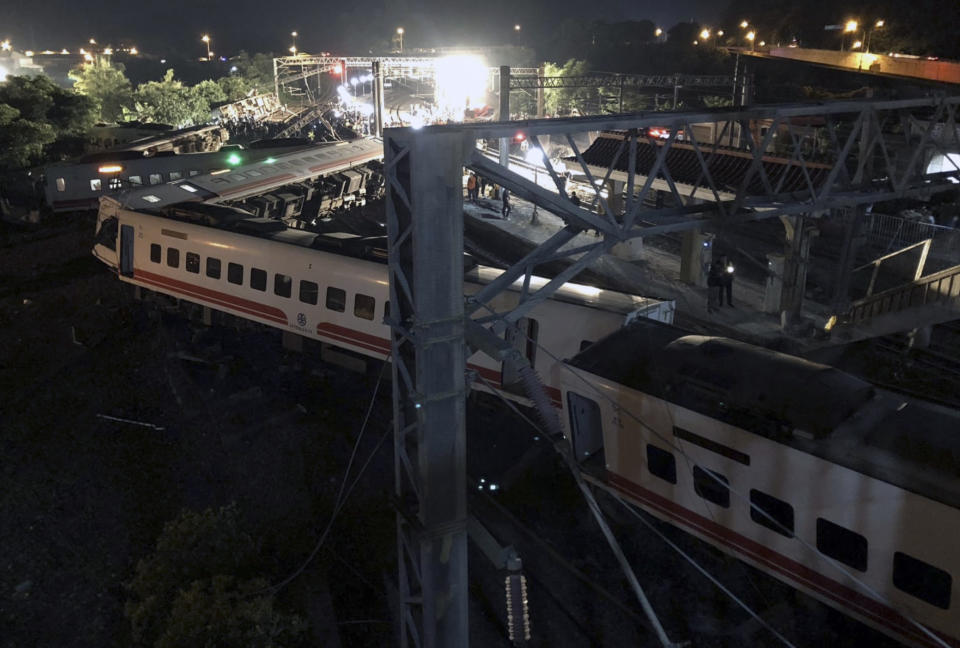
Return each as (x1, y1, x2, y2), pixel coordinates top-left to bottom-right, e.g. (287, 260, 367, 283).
(5, 0, 723, 56)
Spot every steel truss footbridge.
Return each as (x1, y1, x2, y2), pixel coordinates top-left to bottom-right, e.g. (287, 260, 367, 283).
(383, 95, 960, 647)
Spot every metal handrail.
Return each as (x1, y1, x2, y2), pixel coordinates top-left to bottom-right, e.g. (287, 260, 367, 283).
(843, 263, 960, 324)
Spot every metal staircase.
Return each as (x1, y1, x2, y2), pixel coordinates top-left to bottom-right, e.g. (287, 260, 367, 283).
(832, 262, 960, 341)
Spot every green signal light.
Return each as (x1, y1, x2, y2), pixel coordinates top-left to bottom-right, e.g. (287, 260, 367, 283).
(226, 153, 243, 166)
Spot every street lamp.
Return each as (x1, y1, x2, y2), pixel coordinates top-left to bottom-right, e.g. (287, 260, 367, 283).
(746, 30, 756, 51)
(0, 40, 10, 52)
(655, 27, 662, 38)
(700, 28, 711, 41)
(740, 20, 749, 29)
(289, 46, 297, 55)
(841, 20, 857, 51)
(291, 31, 298, 50)
(864, 19, 884, 53)
(201, 34, 211, 60)
(514, 24, 521, 31)
(396, 27, 404, 53)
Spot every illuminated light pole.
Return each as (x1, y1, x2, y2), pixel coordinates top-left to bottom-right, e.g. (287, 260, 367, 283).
(291, 30, 298, 52)
(1, 40, 10, 51)
(864, 19, 884, 53)
(746, 30, 756, 51)
(514, 24, 521, 32)
(396, 27, 404, 53)
(289, 45, 297, 55)
(654, 27, 663, 41)
(201, 34, 211, 60)
(740, 20, 749, 29)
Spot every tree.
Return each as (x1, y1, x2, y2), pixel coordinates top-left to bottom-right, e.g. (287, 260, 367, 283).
(125, 504, 306, 648)
(69, 56, 133, 122)
(193, 79, 227, 108)
(231, 51, 276, 95)
(543, 59, 604, 116)
(217, 76, 253, 102)
(0, 75, 96, 168)
(0, 103, 56, 169)
(128, 70, 211, 127)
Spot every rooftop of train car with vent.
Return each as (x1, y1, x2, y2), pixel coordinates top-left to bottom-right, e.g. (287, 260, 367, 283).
(568, 317, 960, 510)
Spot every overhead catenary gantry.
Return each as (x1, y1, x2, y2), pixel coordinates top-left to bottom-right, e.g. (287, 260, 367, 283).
(384, 95, 960, 647)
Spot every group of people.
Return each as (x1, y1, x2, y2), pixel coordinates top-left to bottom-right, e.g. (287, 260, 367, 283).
(466, 173, 512, 219)
(706, 254, 735, 314)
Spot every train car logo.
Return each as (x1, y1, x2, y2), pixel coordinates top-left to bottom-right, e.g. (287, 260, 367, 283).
(297, 312, 307, 327)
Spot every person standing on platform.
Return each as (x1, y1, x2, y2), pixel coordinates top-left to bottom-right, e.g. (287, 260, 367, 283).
(501, 187, 512, 219)
(466, 173, 478, 203)
(707, 258, 723, 313)
(719, 255, 735, 307)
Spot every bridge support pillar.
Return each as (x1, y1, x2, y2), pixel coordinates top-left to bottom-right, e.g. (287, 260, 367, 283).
(680, 229, 713, 287)
(498, 66, 511, 167)
(780, 214, 819, 332)
(831, 205, 867, 312)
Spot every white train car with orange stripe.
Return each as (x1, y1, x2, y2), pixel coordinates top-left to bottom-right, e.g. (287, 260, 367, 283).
(561, 319, 960, 648)
(92, 196, 674, 407)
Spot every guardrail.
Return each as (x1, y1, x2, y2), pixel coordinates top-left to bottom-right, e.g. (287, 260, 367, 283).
(843, 263, 960, 325)
(866, 212, 954, 252)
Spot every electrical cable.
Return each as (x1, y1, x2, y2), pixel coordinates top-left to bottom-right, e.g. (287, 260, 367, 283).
(474, 299, 950, 648)
(269, 362, 389, 594)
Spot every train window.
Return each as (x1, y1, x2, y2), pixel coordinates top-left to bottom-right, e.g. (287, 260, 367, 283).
(750, 490, 794, 537)
(354, 293, 375, 320)
(185, 252, 200, 274)
(166, 247, 179, 268)
(693, 466, 730, 508)
(227, 262, 243, 285)
(384, 301, 390, 319)
(108, 178, 122, 190)
(169, 171, 182, 180)
(188, 170, 200, 177)
(90, 179, 102, 191)
(816, 519, 868, 572)
(675, 426, 750, 466)
(206, 257, 221, 279)
(646, 445, 677, 484)
(149, 173, 162, 185)
(250, 267, 267, 291)
(150, 244, 161, 263)
(326, 287, 346, 312)
(56, 178, 65, 192)
(299, 280, 319, 305)
(128, 176, 142, 185)
(274, 273, 292, 298)
(142, 195, 161, 203)
(893, 552, 952, 609)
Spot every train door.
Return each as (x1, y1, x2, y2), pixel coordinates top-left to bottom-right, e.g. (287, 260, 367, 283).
(501, 317, 538, 394)
(567, 392, 604, 463)
(120, 224, 135, 277)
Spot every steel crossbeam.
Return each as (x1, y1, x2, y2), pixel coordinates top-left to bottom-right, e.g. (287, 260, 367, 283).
(509, 73, 733, 90)
(385, 94, 960, 648)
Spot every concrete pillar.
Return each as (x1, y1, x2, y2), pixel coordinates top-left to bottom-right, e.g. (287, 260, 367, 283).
(780, 214, 819, 330)
(680, 229, 713, 286)
(831, 204, 867, 313)
(498, 65, 511, 168)
(762, 253, 785, 314)
(607, 180, 624, 218)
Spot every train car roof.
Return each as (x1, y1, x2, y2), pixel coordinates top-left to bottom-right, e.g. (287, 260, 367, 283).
(568, 318, 960, 508)
(108, 138, 383, 209)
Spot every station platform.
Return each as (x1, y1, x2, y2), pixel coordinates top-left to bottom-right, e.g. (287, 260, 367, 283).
(463, 192, 837, 352)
